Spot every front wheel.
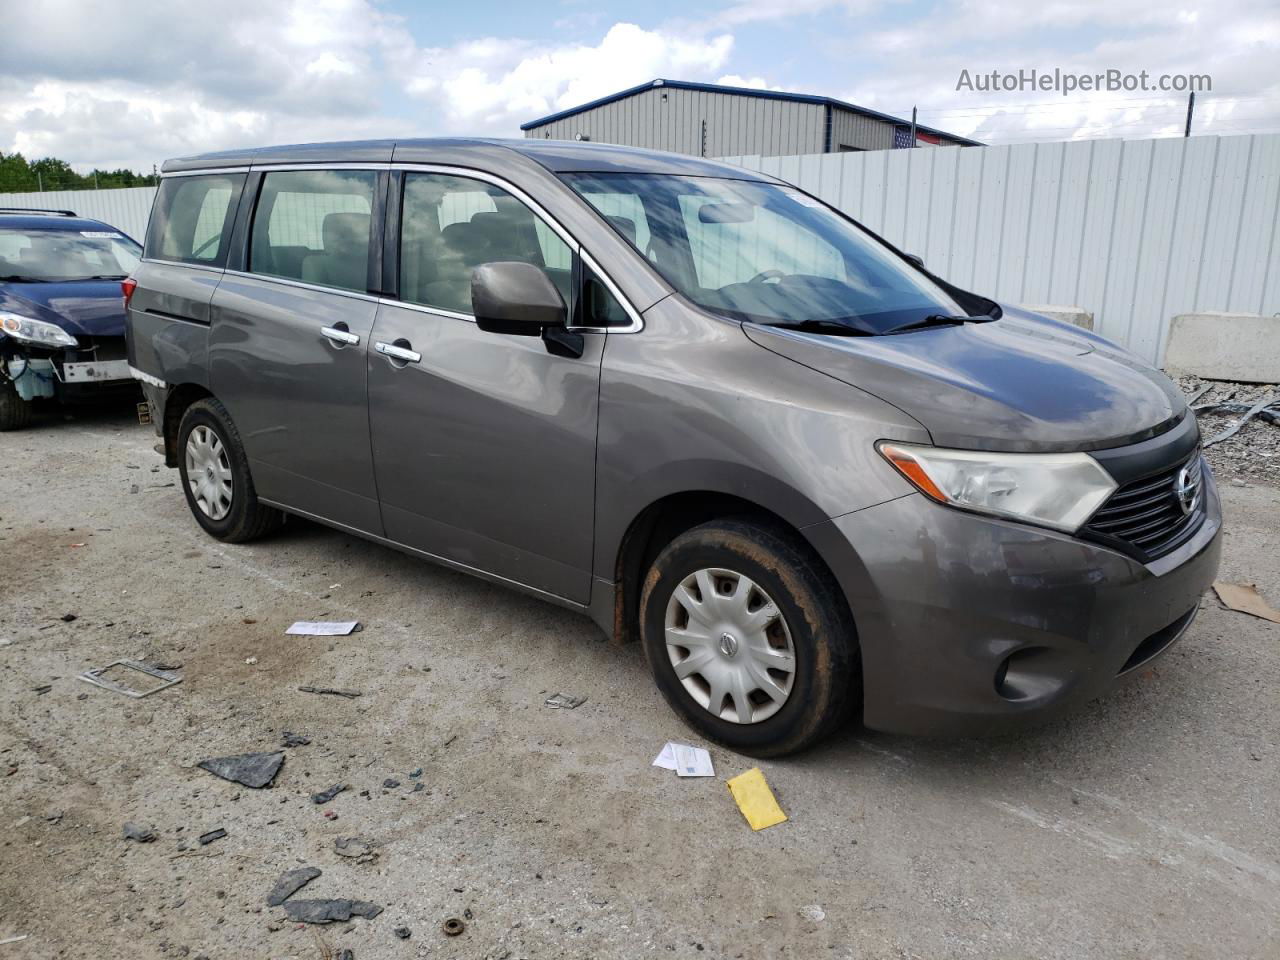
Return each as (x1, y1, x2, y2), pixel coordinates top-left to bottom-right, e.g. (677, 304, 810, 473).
(177, 398, 284, 543)
(639, 519, 859, 757)
(0, 376, 32, 431)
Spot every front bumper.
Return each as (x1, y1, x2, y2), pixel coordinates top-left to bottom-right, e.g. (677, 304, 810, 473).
(1, 336, 138, 401)
(805, 468, 1223, 736)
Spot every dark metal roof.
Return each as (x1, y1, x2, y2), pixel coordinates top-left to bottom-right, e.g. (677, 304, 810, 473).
(0, 211, 130, 236)
(519, 78, 982, 146)
(162, 138, 778, 181)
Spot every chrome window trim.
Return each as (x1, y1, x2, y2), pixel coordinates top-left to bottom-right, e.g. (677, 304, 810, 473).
(222, 268, 382, 303)
(376, 297, 475, 324)
(389, 162, 644, 333)
(253, 163, 392, 173)
(139, 256, 225, 274)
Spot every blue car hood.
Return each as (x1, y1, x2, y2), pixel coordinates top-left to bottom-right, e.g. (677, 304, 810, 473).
(0, 280, 126, 338)
(742, 306, 1186, 453)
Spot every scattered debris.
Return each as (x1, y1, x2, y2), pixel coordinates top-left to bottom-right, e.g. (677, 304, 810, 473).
(244, 656, 259, 665)
(411, 782, 425, 793)
(408, 767, 423, 778)
(394, 927, 411, 940)
(78, 659, 181, 698)
(1213, 582, 1280, 624)
(122, 821, 157, 843)
(544, 693, 586, 709)
(1202, 394, 1279, 448)
(266, 866, 322, 906)
(282, 732, 311, 748)
(441, 918, 465, 937)
(60, 613, 78, 622)
(333, 836, 379, 864)
(727, 768, 788, 831)
(382, 778, 401, 789)
(311, 784, 346, 805)
(799, 904, 826, 922)
(298, 685, 362, 699)
(287, 621, 361, 636)
(198, 828, 227, 846)
(283, 899, 383, 924)
(197, 751, 285, 789)
(324, 810, 339, 821)
(0, 935, 29, 946)
(33, 685, 52, 695)
(653, 742, 714, 777)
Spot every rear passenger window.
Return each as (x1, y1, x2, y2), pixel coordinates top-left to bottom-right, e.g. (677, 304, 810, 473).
(145, 174, 245, 267)
(400, 173, 572, 315)
(249, 170, 377, 293)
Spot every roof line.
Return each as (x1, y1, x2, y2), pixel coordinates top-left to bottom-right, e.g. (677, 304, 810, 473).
(519, 79, 982, 146)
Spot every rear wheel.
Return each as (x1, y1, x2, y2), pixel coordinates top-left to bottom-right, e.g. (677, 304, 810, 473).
(177, 398, 284, 542)
(639, 518, 859, 757)
(0, 376, 32, 431)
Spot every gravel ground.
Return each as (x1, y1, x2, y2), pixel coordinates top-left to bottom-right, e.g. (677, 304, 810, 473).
(1174, 375, 1280, 487)
(2, 402, 1279, 960)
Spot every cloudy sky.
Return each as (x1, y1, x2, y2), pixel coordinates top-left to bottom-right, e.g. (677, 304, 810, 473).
(5, 0, 1279, 171)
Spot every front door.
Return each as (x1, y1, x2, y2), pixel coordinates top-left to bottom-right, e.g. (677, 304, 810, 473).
(367, 171, 603, 604)
(210, 168, 385, 534)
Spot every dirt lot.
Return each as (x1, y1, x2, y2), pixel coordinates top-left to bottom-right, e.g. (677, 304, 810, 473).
(2, 401, 1279, 960)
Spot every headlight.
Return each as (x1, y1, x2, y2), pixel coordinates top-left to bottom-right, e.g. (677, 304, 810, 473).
(0, 311, 78, 348)
(878, 441, 1117, 533)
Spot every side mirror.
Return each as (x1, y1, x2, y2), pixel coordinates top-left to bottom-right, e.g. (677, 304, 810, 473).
(471, 261, 566, 336)
(904, 253, 925, 270)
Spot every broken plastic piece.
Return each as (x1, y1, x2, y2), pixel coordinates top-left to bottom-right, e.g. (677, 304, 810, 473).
(198, 828, 227, 846)
(287, 621, 360, 636)
(544, 693, 586, 709)
(282, 899, 383, 924)
(266, 866, 322, 906)
(1202, 394, 1279, 447)
(333, 836, 379, 863)
(197, 751, 285, 789)
(298, 685, 361, 699)
(122, 821, 157, 843)
(78, 660, 181, 698)
(727, 768, 788, 831)
(1213, 581, 1280, 624)
(311, 783, 346, 805)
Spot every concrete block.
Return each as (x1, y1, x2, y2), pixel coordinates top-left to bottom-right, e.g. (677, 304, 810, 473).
(1163, 312, 1280, 384)
(1017, 304, 1094, 330)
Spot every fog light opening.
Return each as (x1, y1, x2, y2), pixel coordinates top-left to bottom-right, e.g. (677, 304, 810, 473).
(994, 646, 1072, 703)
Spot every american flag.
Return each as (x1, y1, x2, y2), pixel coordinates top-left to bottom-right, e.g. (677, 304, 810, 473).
(894, 126, 942, 148)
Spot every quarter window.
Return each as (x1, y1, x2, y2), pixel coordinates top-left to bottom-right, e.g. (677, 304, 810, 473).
(399, 173, 573, 316)
(145, 174, 244, 267)
(249, 170, 377, 293)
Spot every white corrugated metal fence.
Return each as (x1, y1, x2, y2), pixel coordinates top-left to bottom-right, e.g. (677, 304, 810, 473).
(0, 186, 157, 242)
(724, 133, 1280, 364)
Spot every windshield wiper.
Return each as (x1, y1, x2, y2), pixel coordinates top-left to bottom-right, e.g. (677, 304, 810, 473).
(766, 319, 873, 336)
(79, 274, 128, 281)
(0, 275, 54, 283)
(885, 314, 973, 334)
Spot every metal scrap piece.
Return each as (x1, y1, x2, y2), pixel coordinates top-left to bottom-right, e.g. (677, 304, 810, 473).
(266, 866, 322, 906)
(1203, 394, 1279, 447)
(283, 899, 383, 924)
(197, 751, 285, 789)
(78, 660, 181, 698)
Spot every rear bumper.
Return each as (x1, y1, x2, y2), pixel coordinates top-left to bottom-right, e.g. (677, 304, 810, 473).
(805, 468, 1222, 737)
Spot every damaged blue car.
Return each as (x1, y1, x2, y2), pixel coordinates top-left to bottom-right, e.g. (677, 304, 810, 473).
(0, 208, 142, 430)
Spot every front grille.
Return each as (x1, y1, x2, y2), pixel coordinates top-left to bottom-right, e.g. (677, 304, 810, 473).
(1083, 454, 1205, 560)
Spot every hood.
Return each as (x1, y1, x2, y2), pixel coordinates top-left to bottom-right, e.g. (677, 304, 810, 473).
(0, 281, 126, 338)
(742, 306, 1186, 452)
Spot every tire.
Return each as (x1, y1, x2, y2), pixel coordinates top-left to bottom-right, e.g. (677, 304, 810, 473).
(0, 377, 32, 431)
(176, 397, 284, 543)
(639, 518, 860, 757)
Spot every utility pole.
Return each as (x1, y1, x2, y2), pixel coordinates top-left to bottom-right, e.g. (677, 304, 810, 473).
(37, 171, 42, 192)
(910, 106, 917, 147)
(1184, 91, 1196, 138)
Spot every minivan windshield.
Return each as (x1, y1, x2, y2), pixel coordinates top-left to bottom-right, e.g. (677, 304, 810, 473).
(0, 227, 141, 282)
(563, 173, 969, 335)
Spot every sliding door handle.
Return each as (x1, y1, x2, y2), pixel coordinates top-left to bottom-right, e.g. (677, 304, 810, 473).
(375, 340, 421, 364)
(321, 325, 360, 346)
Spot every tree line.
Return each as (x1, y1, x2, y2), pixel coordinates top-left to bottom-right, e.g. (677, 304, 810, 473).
(0, 152, 159, 193)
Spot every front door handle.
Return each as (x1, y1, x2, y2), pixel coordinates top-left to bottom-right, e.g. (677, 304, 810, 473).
(321, 325, 360, 346)
(375, 340, 422, 364)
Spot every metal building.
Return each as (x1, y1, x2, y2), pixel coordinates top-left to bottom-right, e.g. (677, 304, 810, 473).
(521, 78, 979, 157)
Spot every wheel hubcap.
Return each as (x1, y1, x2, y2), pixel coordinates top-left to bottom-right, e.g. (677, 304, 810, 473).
(185, 424, 233, 521)
(664, 567, 796, 724)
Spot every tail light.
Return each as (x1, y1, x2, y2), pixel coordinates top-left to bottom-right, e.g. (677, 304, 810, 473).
(121, 277, 137, 311)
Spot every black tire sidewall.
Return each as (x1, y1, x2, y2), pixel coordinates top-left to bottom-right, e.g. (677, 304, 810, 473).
(176, 401, 253, 540)
(640, 521, 855, 756)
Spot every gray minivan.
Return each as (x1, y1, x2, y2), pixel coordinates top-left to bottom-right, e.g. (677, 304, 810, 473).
(126, 139, 1221, 755)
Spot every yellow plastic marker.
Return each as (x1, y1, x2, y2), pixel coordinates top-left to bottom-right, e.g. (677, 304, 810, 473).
(727, 768, 788, 831)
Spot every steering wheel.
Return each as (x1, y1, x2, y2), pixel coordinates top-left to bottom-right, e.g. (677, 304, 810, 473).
(191, 233, 221, 259)
(748, 269, 785, 284)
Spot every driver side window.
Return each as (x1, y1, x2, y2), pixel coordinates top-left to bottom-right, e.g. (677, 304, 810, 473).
(677, 195, 845, 291)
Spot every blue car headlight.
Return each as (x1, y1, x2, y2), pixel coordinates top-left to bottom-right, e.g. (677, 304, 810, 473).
(0, 311, 79, 348)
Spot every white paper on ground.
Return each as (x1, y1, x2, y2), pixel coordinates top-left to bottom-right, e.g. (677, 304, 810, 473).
(286, 621, 360, 636)
(652, 742, 681, 770)
(673, 743, 715, 777)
